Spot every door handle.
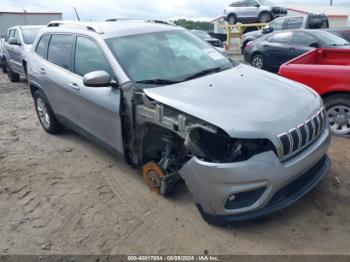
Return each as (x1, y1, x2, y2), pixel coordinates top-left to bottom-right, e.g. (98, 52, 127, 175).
(69, 82, 80, 90)
(39, 68, 46, 75)
(263, 45, 269, 48)
(289, 48, 295, 51)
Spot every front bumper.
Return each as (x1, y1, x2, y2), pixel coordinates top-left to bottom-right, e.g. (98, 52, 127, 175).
(180, 127, 331, 225)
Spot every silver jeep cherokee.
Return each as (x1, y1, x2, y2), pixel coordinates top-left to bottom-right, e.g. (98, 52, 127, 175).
(28, 21, 331, 225)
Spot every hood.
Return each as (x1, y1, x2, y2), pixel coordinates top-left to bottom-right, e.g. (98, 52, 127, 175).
(144, 64, 323, 140)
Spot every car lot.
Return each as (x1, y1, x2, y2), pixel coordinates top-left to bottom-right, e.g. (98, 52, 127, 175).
(0, 71, 350, 255)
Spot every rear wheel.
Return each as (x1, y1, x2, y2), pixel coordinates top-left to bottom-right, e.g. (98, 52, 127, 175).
(251, 54, 265, 69)
(7, 64, 20, 82)
(259, 12, 272, 23)
(324, 94, 350, 136)
(34, 90, 63, 134)
(227, 14, 237, 25)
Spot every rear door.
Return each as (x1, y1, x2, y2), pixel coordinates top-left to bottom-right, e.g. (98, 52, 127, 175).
(264, 32, 293, 69)
(68, 35, 123, 152)
(44, 34, 75, 119)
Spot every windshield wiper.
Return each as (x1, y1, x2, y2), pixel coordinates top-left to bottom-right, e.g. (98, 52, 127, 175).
(135, 79, 180, 85)
(183, 67, 223, 81)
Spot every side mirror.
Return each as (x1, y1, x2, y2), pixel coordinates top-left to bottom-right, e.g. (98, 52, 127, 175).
(9, 37, 21, 46)
(262, 27, 273, 34)
(309, 42, 320, 48)
(83, 71, 117, 88)
(254, 4, 261, 8)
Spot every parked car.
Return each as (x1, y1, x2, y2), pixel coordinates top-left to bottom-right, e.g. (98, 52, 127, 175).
(325, 28, 350, 42)
(244, 30, 350, 71)
(224, 0, 287, 25)
(28, 21, 330, 225)
(3, 25, 43, 81)
(279, 48, 350, 136)
(0, 37, 5, 71)
(242, 14, 329, 53)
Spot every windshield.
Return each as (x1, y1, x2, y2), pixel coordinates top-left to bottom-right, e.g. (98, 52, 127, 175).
(106, 30, 234, 86)
(192, 30, 211, 40)
(22, 28, 40, 44)
(313, 31, 349, 46)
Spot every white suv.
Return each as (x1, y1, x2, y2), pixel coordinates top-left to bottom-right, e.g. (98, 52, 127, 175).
(224, 0, 288, 25)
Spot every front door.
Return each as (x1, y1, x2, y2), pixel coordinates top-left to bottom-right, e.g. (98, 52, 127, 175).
(68, 35, 124, 153)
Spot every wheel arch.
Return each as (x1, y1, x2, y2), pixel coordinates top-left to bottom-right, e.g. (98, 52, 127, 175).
(321, 91, 350, 100)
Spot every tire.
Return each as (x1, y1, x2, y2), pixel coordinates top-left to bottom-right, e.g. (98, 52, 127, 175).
(7, 64, 20, 82)
(259, 12, 272, 23)
(251, 54, 265, 69)
(34, 90, 64, 134)
(324, 94, 350, 136)
(2, 58, 7, 73)
(227, 14, 237, 25)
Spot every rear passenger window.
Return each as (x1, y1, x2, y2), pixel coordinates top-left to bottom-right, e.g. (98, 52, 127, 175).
(74, 36, 113, 77)
(48, 34, 73, 70)
(285, 17, 303, 30)
(36, 35, 50, 58)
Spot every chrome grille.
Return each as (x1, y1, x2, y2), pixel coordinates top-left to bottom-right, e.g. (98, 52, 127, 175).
(278, 108, 326, 158)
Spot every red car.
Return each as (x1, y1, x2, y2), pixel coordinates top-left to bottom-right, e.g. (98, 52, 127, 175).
(279, 48, 350, 136)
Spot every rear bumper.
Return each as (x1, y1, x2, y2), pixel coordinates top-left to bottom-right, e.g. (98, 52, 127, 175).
(180, 127, 331, 225)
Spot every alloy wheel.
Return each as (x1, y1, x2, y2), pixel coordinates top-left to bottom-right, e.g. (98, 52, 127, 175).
(252, 56, 264, 69)
(327, 105, 350, 135)
(36, 97, 51, 129)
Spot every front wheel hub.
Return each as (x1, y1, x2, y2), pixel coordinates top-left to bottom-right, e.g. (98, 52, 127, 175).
(142, 162, 165, 194)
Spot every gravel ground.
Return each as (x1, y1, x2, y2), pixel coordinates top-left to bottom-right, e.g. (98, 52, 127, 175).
(0, 71, 349, 256)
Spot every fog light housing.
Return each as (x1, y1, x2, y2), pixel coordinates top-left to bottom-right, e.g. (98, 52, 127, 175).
(225, 187, 266, 210)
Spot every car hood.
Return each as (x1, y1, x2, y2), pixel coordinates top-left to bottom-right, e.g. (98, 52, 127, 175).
(144, 64, 323, 140)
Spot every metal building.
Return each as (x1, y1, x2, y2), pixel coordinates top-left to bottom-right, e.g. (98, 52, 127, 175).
(0, 11, 62, 37)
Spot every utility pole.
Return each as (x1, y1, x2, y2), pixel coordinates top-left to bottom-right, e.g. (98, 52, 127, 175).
(330, 0, 333, 6)
(74, 7, 81, 21)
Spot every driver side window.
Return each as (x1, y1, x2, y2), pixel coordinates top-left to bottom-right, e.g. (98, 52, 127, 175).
(74, 36, 113, 77)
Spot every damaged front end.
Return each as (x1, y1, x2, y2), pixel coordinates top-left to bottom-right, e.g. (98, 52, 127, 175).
(121, 84, 276, 197)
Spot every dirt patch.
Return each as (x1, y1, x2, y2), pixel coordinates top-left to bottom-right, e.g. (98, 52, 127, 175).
(0, 72, 349, 255)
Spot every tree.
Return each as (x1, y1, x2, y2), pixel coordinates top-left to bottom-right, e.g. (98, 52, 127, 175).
(172, 19, 214, 32)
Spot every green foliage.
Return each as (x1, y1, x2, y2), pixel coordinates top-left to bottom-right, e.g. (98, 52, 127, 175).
(173, 19, 213, 32)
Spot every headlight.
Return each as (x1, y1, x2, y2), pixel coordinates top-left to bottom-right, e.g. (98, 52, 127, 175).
(185, 127, 276, 163)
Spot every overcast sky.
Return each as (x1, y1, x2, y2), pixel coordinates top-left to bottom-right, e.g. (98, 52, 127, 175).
(1, 0, 350, 21)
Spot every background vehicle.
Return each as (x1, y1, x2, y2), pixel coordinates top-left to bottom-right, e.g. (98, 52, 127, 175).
(3, 25, 43, 82)
(0, 37, 4, 72)
(28, 21, 330, 225)
(244, 30, 350, 71)
(242, 14, 329, 53)
(224, 0, 287, 25)
(279, 48, 350, 136)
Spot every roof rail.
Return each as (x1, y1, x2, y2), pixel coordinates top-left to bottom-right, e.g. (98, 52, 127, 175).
(47, 21, 104, 34)
(106, 18, 175, 26)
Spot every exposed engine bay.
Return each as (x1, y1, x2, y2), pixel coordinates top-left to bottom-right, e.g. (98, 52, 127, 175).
(120, 83, 276, 195)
